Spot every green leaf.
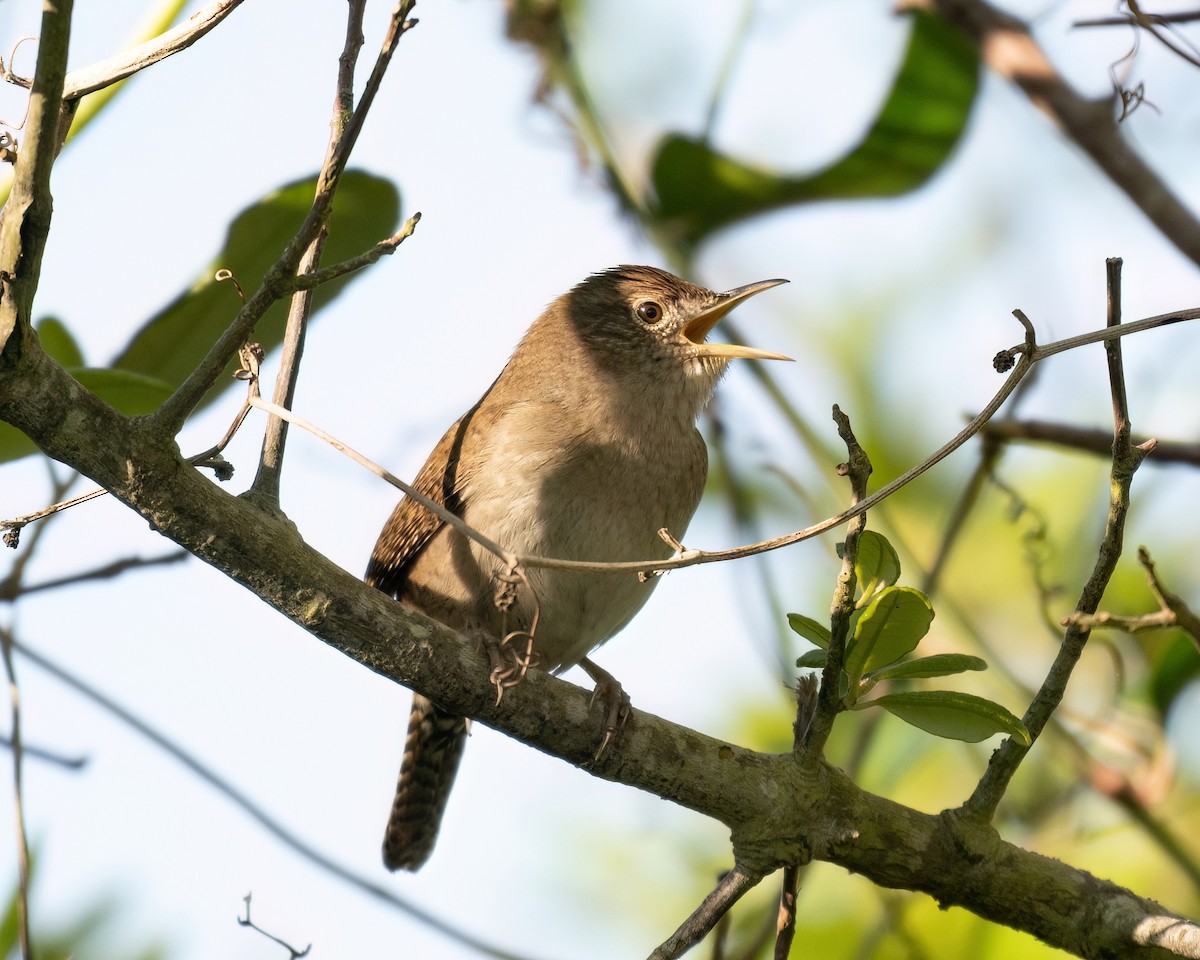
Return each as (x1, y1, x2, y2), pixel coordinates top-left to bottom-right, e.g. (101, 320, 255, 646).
(111, 169, 401, 408)
(3, 171, 401, 465)
(852, 530, 901, 600)
(796, 648, 828, 670)
(35, 316, 85, 368)
(0, 369, 176, 463)
(788, 613, 831, 650)
(857, 690, 1031, 745)
(868, 653, 987, 682)
(844, 586, 934, 682)
(650, 10, 979, 247)
(73, 368, 176, 416)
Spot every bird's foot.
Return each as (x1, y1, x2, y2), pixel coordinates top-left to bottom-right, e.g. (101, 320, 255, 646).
(579, 657, 631, 760)
(476, 629, 538, 705)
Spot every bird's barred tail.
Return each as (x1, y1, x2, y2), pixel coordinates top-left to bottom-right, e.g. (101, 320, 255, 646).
(382, 694, 469, 871)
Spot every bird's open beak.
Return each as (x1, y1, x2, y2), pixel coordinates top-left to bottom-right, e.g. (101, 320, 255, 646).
(682, 278, 792, 361)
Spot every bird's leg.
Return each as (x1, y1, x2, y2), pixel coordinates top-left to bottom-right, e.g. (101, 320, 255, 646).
(471, 628, 539, 706)
(579, 658, 632, 760)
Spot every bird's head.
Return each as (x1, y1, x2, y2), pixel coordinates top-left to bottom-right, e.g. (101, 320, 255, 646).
(558, 265, 790, 399)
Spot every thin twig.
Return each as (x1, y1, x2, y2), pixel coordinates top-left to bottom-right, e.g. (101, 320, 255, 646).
(1064, 547, 1200, 649)
(2, 550, 188, 600)
(0, 734, 87, 770)
(246, 394, 517, 570)
(1076, 10, 1200, 28)
(965, 258, 1152, 819)
(982, 419, 1200, 467)
(648, 867, 763, 960)
(13, 637, 544, 960)
(238, 892, 311, 959)
(774, 864, 800, 960)
(2, 406, 249, 547)
(149, 2, 418, 433)
(1119, 0, 1200, 69)
(252, 228, 328, 504)
(248, 303, 1197, 587)
(252, 1, 368, 505)
(803, 406, 872, 759)
(2, 485, 106, 548)
(0, 626, 32, 960)
(287, 215, 422, 291)
(921, 434, 1002, 597)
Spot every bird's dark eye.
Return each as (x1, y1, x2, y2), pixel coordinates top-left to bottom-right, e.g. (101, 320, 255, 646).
(636, 301, 664, 325)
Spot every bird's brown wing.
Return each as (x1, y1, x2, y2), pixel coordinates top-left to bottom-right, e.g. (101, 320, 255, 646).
(364, 414, 472, 599)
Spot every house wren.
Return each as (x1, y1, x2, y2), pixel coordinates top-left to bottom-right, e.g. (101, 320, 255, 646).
(365, 264, 789, 871)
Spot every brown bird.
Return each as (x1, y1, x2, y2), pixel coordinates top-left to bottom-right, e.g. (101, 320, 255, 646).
(365, 264, 789, 871)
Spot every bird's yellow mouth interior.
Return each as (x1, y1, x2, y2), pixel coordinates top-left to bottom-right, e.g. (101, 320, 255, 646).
(682, 278, 792, 361)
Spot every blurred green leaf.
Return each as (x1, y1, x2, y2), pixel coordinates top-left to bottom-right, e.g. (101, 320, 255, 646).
(869, 653, 987, 682)
(2, 171, 400, 464)
(650, 10, 979, 247)
(112, 169, 400, 405)
(0, 369, 174, 463)
(859, 690, 1030, 745)
(35, 316, 85, 368)
(1149, 633, 1200, 715)
(788, 612, 831, 650)
(844, 586, 934, 683)
(796, 648, 828, 670)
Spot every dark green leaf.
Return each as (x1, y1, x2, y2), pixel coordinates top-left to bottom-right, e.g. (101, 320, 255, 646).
(1149, 633, 1200, 715)
(856, 690, 1030, 745)
(74, 368, 176, 415)
(796, 648, 828, 670)
(788, 612, 831, 650)
(650, 11, 979, 247)
(0, 369, 175, 463)
(35, 316, 85, 368)
(844, 586, 934, 682)
(868, 653, 987, 682)
(112, 169, 400, 409)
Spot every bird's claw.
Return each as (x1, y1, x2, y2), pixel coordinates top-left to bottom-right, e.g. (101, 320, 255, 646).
(478, 630, 537, 706)
(582, 660, 631, 760)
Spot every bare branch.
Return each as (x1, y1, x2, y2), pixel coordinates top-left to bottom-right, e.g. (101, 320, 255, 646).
(802, 406, 871, 759)
(1065, 547, 1200, 650)
(648, 867, 764, 960)
(149, 3, 419, 433)
(61, 0, 247, 101)
(251, 2, 368, 505)
(965, 258, 1149, 819)
(238, 893, 311, 959)
(983, 419, 1200, 467)
(286, 214, 422, 292)
(912, 0, 1200, 269)
(2, 550, 188, 600)
(0, 625, 31, 960)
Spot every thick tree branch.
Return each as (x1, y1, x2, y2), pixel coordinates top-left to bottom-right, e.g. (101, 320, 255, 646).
(0, 322, 1197, 958)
